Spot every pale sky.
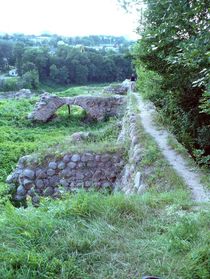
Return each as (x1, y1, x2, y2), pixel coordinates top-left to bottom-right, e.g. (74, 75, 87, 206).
(0, 0, 140, 39)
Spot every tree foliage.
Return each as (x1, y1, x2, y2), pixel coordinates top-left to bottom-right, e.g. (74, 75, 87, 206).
(0, 35, 133, 87)
(124, 0, 210, 159)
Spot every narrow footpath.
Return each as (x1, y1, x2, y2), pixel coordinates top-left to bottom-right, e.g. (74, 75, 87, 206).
(133, 92, 210, 203)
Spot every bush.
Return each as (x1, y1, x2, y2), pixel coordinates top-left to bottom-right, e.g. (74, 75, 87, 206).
(0, 77, 19, 91)
(19, 70, 39, 89)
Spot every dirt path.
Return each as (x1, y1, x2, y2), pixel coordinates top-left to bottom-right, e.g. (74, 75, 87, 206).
(134, 92, 210, 203)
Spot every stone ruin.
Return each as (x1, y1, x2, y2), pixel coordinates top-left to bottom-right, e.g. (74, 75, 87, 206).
(7, 151, 125, 204)
(103, 80, 130, 95)
(6, 88, 147, 205)
(28, 92, 126, 122)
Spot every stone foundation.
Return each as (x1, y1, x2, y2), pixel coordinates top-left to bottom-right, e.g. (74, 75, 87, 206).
(7, 151, 125, 204)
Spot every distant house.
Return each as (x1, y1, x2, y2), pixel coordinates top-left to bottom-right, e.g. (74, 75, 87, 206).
(9, 68, 18, 77)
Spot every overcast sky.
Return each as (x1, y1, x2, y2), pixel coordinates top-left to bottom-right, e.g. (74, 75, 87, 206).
(0, 0, 139, 39)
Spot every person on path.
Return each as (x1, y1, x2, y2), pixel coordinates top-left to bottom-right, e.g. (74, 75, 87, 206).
(130, 73, 136, 91)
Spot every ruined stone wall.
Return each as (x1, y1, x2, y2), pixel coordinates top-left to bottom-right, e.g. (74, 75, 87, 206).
(117, 96, 146, 194)
(6, 91, 146, 204)
(7, 151, 125, 204)
(28, 93, 126, 122)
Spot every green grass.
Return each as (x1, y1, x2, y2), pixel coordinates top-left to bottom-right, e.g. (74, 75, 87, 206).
(40, 83, 108, 96)
(0, 191, 209, 279)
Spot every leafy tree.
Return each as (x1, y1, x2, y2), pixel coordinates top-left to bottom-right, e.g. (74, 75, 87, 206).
(122, 0, 210, 158)
(0, 34, 133, 89)
(57, 66, 69, 84)
(75, 64, 88, 84)
(13, 43, 25, 75)
(49, 64, 59, 82)
(20, 70, 39, 89)
(0, 40, 13, 71)
(22, 47, 50, 80)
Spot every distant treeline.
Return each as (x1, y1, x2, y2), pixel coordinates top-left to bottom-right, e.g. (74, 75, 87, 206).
(0, 35, 134, 90)
(0, 33, 134, 47)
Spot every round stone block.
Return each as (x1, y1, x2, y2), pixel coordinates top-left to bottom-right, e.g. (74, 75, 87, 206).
(63, 154, 71, 163)
(17, 185, 26, 196)
(44, 187, 54, 196)
(35, 179, 44, 189)
(36, 169, 47, 179)
(58, 162, 66, 170)
(71, 154, 81, 162)
(23, 169, 35, 179)
(48, 162, 57, 170)
(47, 169, 55, 176)
(67, 162, 76, 169)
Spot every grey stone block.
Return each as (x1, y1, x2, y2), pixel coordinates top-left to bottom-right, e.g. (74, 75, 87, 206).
(95, 155, 101, 161)
(60, 168, 71, 178)
(35, 179, 44, 189)
(15, 194, 25, 201)
(58, 162, 66, 170)
(134, 172, 142, 189)
(36, 169, 47, 179)
(22, 179, 34, 190)
(67, 162, 76, 169)
(132, 136, 139, 145)
(28, 188, 36, 197)
(71, 154, 81, 162)
(48, 162, 57, 170)
(81, 153, 94, 162)
(59, 179, 69, 187)
(47, 169, 55, 176)
(17, 185, 26, 196)
(63, 154, 71, 163)
(32, 195, 40, 205)
(101, 154, 111, 162)
(23, 169, 35, 179)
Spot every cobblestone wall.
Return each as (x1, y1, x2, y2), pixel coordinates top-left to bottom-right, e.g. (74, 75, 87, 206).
(7, 151, 125, 204)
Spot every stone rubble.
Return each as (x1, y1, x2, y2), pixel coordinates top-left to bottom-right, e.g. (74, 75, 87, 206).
(103, 80, 130, 95)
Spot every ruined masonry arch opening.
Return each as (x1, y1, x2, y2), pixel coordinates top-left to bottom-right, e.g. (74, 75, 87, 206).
(56, 104, 87, 121)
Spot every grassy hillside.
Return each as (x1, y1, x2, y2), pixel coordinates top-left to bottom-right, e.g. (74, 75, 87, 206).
(0, 85, 209, 279)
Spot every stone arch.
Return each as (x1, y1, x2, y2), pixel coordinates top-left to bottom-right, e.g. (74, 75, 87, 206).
(56, 103, 87, 120)
(28, 93, 126, 122)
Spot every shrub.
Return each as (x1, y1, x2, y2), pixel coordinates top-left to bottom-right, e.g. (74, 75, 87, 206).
(0, 77, 19, 91)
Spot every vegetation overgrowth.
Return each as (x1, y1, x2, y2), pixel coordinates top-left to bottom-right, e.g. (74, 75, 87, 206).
(0, 85, 120, 200)
(0, 83, 209, 278)
(0, 190, 209, 279)
(121, 0, 210, 165)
